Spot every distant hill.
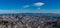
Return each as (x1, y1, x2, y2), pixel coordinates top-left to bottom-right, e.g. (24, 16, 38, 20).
(0, 13, 60, 18)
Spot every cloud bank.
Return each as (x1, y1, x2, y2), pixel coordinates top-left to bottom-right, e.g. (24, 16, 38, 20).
(0, 10, 59, 14)
(0, 10, 21, 14)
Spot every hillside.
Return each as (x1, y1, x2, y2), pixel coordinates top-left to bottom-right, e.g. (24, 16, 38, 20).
(0, 13, 60, 28)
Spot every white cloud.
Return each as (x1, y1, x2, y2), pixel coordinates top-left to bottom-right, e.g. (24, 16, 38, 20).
(34, 2, 44, 6)
(23, 5, 30, 8)
(23, 2, 44, 8)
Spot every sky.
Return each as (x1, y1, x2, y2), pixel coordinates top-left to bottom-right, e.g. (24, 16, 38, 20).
(0, 0, 60, 13)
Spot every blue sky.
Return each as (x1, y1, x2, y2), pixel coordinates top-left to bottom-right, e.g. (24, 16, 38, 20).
(0, 0, 60, 13)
